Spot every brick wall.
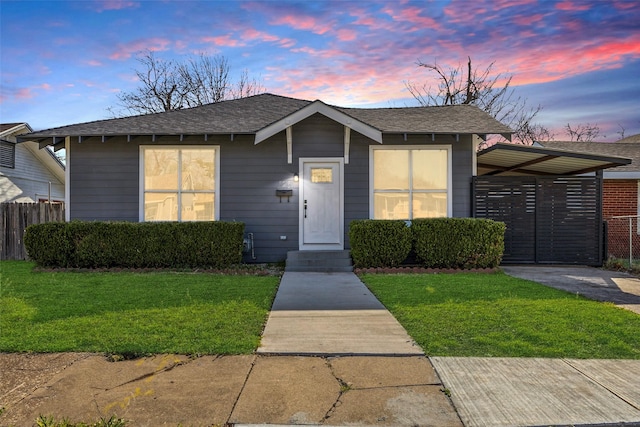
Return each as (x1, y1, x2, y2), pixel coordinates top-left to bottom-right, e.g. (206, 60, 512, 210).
(604, 179, 640, 258)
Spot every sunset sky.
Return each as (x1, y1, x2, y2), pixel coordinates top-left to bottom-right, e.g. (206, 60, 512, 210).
(1, 0, 639, 141)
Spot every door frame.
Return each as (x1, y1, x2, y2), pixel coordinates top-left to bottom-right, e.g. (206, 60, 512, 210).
(298, 157, 345, 250)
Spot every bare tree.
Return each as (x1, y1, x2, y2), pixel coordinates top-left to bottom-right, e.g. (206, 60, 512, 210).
(232, 68, 265, 99)
(405, 57, 549, 146)
(113, 50, 265, 115)
(565, 123, 601, 142)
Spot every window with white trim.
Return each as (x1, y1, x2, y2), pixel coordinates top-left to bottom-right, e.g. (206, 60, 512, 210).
(370, 146, 451, 220)
(140, 146, 219, 221)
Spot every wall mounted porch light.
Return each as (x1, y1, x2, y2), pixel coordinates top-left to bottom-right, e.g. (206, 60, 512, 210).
(293, 173, 299, 182)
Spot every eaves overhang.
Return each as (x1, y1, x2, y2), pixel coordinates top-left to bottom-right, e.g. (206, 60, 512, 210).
(477, 143, 632, 176)
(254, 100, 383, 144)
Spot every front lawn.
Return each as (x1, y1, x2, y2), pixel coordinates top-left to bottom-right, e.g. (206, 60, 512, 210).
(361, 272, 640, 359)
(0, 261, 280, 355)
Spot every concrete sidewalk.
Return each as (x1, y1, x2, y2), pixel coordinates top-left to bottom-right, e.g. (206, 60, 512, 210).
(2, 352, 639, 426)
(0, 353, 462, 426)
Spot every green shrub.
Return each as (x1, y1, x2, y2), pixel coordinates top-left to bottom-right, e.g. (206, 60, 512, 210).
(412, 218, 505, 269)
(349, 220, 412, 268)
(24, 221, 244, 269)
(23, 222, 72, 267)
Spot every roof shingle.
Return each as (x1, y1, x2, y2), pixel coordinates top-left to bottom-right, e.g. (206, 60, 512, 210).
(541, 141, 640, 173)
(23, 93, 512, 140)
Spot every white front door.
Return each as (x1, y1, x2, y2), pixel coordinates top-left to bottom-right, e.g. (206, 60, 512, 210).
(299, 158, 344, 250)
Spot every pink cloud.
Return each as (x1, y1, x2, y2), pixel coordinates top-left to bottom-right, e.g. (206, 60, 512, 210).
(270, 14, 333, 35)
(108, 38, 171, 60)
(382, 6, 443, 31)
(15, 88, 34, 100)
(243, 29, 280, 43)
(290, 46, 347, 59)
(86, 60, 103, 67)
(201, 35, 244, 48)
(336, 29, 357, 41)
(555, 1, 591, 11)
(95, 1, 140, 12)
(505, 36, 640, 86)
(613, 1, 638, 10)
(512, 13, 544, 26)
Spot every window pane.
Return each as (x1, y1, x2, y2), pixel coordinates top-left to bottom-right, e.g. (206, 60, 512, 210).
(311, 168, 333, 183)
(413, 193, 447, 218)
(145, 192, 178, 221)
(412, 150, 448, 190)
(182, 149, 215, 191)
(374, 193, 410, 219)
(145, 149, 179, 190)
(181, 193, 215, 221)
(374, 150, 409, 190)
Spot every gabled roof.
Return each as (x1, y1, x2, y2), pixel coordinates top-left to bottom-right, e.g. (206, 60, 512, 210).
(336, 103, 512, 135)
(22, 93, 512, 146)
(24, 94, 312, 139)
(255, 100, 383, 144)
(477, 142, 631, 176)
(1, 122, 33, 136)
(1, 122, 65, 181)
(618, 134, 640, 143)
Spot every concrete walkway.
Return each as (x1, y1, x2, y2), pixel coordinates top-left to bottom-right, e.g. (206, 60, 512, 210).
(259, 272, 422, 355)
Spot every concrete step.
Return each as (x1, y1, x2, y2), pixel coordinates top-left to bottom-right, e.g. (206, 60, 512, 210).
(285, 250, 353, 272)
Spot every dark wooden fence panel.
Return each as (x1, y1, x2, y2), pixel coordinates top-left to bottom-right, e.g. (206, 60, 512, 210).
(1, 203, 65, 260)
(473, 177, 537, 263)
(473, 176, 603, 265)
(536, 177, 601, 264)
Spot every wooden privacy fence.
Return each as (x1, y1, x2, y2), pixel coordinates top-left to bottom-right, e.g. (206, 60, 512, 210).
(1, 203, 65, 260)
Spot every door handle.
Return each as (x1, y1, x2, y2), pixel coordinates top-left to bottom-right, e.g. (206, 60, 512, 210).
(304, 200, 308, 218)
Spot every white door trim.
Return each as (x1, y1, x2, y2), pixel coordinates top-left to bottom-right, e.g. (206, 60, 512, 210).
(299, 157, 344, 250)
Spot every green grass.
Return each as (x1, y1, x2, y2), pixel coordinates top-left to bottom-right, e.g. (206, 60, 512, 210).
(361, 272, 640, 358)
(0, 261, 280, 355)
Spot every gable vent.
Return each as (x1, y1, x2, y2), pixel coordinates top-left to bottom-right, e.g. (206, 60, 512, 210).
(0, 140, 16, 168)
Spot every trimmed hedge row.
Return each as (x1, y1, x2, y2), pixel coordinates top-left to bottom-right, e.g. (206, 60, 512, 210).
(349, 220, 412, 268)
(24, 221, 245, 269)
(349, 218, 505, 269)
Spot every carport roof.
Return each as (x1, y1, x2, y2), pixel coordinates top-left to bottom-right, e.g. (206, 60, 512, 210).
(477, 142, 632, 176)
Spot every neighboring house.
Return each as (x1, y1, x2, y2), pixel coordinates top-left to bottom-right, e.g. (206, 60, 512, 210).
(21, 93, 512, 263)
(541, 139, 640, 259)
(1, 123, 65, 203)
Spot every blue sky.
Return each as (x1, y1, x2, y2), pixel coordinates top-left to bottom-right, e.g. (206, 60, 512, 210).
(1, 0, 639, 141)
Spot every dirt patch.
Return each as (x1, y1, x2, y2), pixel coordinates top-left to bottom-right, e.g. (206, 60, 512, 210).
(0, 352, 91, 410)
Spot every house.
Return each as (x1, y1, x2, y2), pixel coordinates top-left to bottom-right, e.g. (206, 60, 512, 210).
(541, 139, 640, 260)
(20, 93, 513, 263)
(1, 123, 65, 203)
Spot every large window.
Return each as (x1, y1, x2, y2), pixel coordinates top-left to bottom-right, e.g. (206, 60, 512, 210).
(370, 146, 451, 220)
(140, 146, 219, 221)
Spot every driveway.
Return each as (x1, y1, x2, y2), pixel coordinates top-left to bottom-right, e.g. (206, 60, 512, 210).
(501, 265, 640, 314)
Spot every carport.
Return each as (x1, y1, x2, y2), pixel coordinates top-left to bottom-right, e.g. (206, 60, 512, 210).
(474, 143, 631, 265)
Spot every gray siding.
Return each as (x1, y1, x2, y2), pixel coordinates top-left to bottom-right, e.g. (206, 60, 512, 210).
(67, 114, 475, 263)
(70, 137, 139, 220)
